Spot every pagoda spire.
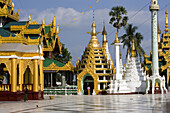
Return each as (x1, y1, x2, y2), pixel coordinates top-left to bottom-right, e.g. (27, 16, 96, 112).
(165, 9, 169, 33)
(53, 16, 56, 32)
(29, 14, 31, 23)
(11, 1, 14, 11)
(131, 38, 136, 57)
(91, 10, 96, 36)
(114, 32, 120, 43)
(42, 18, 45, 29)
(102, 21, 107, 49)
(87, 10, 100, 48)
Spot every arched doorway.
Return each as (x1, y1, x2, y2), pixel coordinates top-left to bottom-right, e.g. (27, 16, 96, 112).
(81, 73, 94, 95)
(23, 66, 32, 84)
(0, 63, 10, 84)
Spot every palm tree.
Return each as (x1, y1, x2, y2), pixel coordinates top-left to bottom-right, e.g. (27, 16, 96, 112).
(119, 24, 145, 62)
(109, 6, 128, 33)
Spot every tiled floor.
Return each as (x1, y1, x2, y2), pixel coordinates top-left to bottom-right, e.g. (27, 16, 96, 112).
(0, 93, 170, 113)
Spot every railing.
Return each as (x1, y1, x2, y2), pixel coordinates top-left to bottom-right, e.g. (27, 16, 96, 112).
(44, 86, 77, 95)
(0, 84, 10, 91)
(22, 84, 33, 91)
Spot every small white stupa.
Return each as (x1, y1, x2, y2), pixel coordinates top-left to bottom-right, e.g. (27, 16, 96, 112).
(123, 39, 147, 93)
(107, 32, 131, 94)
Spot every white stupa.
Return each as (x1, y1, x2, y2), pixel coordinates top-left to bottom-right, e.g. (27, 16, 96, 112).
(123, 39, 147, 93)
(107, 32, 131, 94)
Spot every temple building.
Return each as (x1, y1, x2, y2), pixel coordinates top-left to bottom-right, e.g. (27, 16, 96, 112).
(0, 0, 72, 100)
(144, 10, 170, 89)
(75, 13, 113, 95)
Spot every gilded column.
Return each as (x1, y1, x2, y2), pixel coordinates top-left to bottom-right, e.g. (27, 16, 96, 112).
(33, 59, 38, 92)
(11, 58, 17, 92)
(40, 60, 43, 91)
(19, 60, 23, 91)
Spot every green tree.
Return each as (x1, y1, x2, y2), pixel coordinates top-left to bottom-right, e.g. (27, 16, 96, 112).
(119, 24, 145, 62)
(109, 6, 128, 33)
(53, 44, 72, 63)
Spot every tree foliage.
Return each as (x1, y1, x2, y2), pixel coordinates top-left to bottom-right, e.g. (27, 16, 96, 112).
(53, 44, 72, 63)
(119, 24, 145, 62)
(109, 6, 128, 33)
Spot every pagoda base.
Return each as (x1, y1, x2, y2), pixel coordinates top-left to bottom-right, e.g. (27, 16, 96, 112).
(107, 80, 131, 94)
(0, 91, 44, 101)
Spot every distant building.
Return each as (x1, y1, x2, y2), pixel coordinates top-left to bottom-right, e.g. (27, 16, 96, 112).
(0, 0, 72, 101)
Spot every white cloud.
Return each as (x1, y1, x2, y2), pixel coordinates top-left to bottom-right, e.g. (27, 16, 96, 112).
(19, 7, 157, 62)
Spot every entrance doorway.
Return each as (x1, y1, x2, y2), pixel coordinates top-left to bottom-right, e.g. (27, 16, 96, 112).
(83, 75, 94, 95)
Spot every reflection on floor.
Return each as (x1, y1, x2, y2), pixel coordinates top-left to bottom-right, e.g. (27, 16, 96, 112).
(0, 94, 170, 113)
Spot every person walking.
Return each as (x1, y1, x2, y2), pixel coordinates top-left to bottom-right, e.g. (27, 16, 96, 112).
(24, 86, 28, 102)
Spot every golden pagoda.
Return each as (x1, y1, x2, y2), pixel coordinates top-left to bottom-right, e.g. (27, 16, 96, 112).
(144, 9, 170, 88)
(0, 0, 72, 100)
(76, 12, 113, 95)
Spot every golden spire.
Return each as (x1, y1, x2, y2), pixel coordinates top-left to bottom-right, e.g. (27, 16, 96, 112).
(102, 22, 107, 50)
(165, 9, 169, 32)
(29, 14, 31, 23)
(42, 18, 45, 29)
(158, 24, 161, 51)
(87, 10, 100, 48)
(53, 16, 56, 27)
(53, 16, 56, 32)
(114, 32, 120, 43)
(102, 21, 107, 36)
(56, 24, 59, 34)
(91, 10, 96, 36)
(11, 1, 14, 10)
(131, 38, 136, 57)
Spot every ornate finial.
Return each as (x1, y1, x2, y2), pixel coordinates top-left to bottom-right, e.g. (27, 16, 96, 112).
(42, 18, 45, 29)
(114, 32, 120, 43)
(29, 14, 31, 23)
(131, 38, 136, 57)
(56, 24, 59, 34)
(157, 24, 161, 43)
(157, 24, 161, 34)
(53, 16, 56, 27)
(12, 1, 14, 9)
(53, 16, 56, 32)
(92, 10, 96, 27)
(102, 21, 107, 35)
(91, 10, 96, 36)
(102, 21, 107, 49)
(165, 9, 169, 33)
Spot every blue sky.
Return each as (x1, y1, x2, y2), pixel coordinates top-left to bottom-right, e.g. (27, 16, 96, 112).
(13, 0, 170, 63)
